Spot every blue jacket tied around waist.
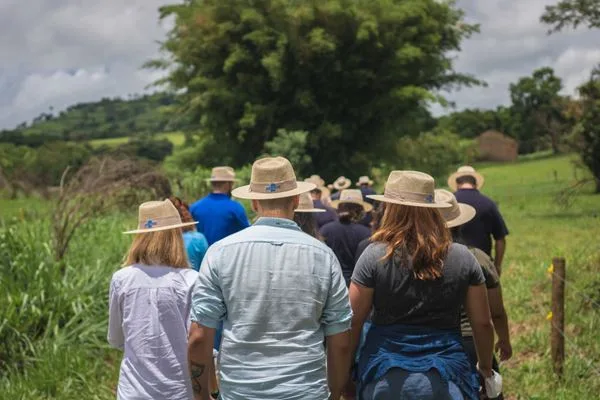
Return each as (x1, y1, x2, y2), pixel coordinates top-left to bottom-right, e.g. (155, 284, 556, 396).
(357, 323, 479, 400)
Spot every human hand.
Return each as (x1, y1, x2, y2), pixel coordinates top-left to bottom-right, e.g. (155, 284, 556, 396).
(495, 339, 513, 361)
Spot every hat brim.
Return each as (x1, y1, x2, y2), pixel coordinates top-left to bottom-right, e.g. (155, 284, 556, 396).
(295, 208, 327, 213)
(366, 194, 451, 209)
(333, 182, 352, 190)
(205, 178, 238, 182)
(356, 181, 374, 186)
(447, 171, 485, 192)
(231, 181, 316, 200)
(445, 203, 476, 228)
(330, 199, 373, 213)
(123, 221, 198, 235)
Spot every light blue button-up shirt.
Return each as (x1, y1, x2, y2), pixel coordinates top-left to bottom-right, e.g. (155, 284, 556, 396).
(191, 217, 352, 400)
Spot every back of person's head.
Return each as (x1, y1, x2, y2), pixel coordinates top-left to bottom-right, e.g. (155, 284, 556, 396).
(256, 196, 298, 214)
(124, 229, 189, 268)
(310, 188, 322, 199)
(337, 202, 364, 224)
(456, 175, 477, 187)
(370, 203, 385, 231)
(372, 204, 451, 280)
(168, 196, 196, 232)
(293, 212, 321, 239)
(211, 180, 233, 193)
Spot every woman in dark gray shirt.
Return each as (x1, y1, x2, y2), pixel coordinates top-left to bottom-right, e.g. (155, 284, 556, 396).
(349, 171, 495, 400)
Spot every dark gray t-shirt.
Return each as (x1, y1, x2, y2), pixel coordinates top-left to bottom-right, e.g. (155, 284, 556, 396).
(352, 242, 485, 330)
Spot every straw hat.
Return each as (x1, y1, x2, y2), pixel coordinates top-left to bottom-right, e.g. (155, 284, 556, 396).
(435, 189, 476, 228)
(447, 166, 485, 192)
(231, 157, 315, 200)
(367, 171, 451, 209)
(331, 189, 373, 212)
(332, 176, 352, 191)
(304, 175, 331, 198)
(206, 166, 237, 182)
(356, 176, 374, 186)
(295, 192, 326, 213)
(124, 199, 198, 234)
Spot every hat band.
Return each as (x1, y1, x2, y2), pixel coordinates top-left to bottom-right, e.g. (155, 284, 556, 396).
(383, 188, 435, 204)
(211, 174, 235, 180)
(249, 179, 298, 194)
(137, 215, 184, 230)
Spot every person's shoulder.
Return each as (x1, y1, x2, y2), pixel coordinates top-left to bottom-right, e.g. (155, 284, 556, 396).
(469, 247, 492, 264)
(448, 242, 476, 260)
(361, 241, 387, 259)
(320, 220, 337, 232)
(180, 268, 199, 282)
(111, 266, 133, 282)
(356, 223, 372, 235)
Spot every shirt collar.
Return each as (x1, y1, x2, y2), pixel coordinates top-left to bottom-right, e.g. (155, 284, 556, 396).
(254, 217, 302, 232)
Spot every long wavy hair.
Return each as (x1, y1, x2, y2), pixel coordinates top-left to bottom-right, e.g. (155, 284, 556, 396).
(294, 212, 322, 240)
(168, 196, 197, 233)
(371, 203, 451, 280)
(124, 228, 189, 269)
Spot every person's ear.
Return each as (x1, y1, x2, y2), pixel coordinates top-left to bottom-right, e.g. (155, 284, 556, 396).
(251, 199, 259, 213)
(292, 195, 300, 210)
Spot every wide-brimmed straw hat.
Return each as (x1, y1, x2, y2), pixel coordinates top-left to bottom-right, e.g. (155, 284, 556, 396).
(332, 176, 352, 191)
(331, 189, 373, 212)
(232, 157, 315, 200)
(295, 192, 326, 213)
(356, 176, 374, 186)
(367, 171, 451, 209)
(124, 199, 198, 234)
(447, 166, 485, 192)
(435, 189, 476, 228)
(304, 175, 331, 198)
(205, 166, 237, 182)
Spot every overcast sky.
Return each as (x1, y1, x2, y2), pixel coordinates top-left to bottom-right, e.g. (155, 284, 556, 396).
(0, 0, 598, 130)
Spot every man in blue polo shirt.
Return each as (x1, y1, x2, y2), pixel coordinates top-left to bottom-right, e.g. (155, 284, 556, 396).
(190, 166, 250, 246)
(449, 166, 509, 275)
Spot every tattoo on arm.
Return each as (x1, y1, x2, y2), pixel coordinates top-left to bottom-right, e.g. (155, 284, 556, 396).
(190, 361, 206, 394)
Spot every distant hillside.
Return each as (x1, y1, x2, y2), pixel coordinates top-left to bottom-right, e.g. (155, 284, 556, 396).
(0, 93, 188, 147)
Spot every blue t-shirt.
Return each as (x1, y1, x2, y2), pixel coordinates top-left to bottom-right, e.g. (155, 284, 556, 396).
(183, 231, 209, 271)
(454, 189, 509, 256)
(189, 193, 250, 245)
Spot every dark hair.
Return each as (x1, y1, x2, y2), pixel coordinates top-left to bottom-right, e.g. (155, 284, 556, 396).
(337, 202, 364, 224)
(450, 226, 464, 244)
(370, 203, 385, 232)
(456, 175, 477, 186)
(294, 212, 321, 239)
(168, 196, 197, 233)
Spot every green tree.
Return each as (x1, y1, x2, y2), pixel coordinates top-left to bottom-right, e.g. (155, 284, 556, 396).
(575, 66, 600, 193)
(541, 0, 600, 32)
(149, 0, 480, 179)
(509, 67, 565, 154)
(437, 108, 505, 139)
(263, 129, 312, 177)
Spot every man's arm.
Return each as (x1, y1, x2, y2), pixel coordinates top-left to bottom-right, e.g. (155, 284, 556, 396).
(494, 238, 506, 274)
(234, 203, 250, 230)
(188, 323, 215, 400)
(488, 286, 512, 361)
(321, 254, 353, 399)
(326, 331, 352, 400)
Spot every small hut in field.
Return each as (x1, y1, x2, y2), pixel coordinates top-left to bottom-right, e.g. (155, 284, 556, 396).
(476, 130, 518, 162)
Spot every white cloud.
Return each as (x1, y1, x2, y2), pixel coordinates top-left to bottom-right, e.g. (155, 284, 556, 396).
(0, 0, 598, 128)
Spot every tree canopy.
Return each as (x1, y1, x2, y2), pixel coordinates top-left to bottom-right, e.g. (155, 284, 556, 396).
(150, 0, 480, 179)
(541, 0, 600, 33)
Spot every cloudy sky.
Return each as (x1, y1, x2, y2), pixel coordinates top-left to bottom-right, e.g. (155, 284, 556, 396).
(0, 0, 598, 129)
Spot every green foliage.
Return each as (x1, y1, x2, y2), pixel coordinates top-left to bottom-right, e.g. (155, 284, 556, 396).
(395, 130, 476, 179)
(575, 65, 600, 192)
(509, 67, 566, 154)
(0, 93, 181, 147)
(263, 129, 312, 177)
(113, 137, 174, 162)
(541, 0, 600, 33)
(436, 108, 510, 139)
(151, 0, 481, 179)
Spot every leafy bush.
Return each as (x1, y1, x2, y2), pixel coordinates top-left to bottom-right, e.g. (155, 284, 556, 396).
(263, 129, 312, 177)
(395, 130, 476, 179)
(113, 137, 174, 162)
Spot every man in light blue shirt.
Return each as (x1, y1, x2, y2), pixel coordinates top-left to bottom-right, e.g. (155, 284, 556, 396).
(188, 157, 353, 400)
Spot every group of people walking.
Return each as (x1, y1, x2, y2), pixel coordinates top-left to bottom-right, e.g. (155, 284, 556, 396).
(108, 156, 511, 400)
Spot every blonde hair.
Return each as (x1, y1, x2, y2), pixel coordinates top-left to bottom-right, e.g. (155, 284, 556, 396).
(124, 228, 189, 268)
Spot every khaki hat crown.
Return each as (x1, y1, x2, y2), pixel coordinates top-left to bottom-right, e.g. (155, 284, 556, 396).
(124, 199, 198, 234)
(367, 171, 451, 208)
(333, 176, 352, 190)
(231, 156, 315, 200)
(447, 165, 484, 192)
(295, 192, 326, 213)
(331, 189, 373, 212)
(207, 166, 236, 182)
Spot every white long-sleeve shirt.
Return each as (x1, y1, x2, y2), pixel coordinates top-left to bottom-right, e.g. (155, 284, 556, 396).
(108, 265, 198, 400)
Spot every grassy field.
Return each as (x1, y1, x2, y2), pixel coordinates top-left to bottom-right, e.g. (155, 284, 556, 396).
(87, 131, 186, 148)
(0, 154, 598, 399)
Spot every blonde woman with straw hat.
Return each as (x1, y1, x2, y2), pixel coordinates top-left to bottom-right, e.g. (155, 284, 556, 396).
(437, 189, 508, 399)
(349, 171, 495, 400)
(188, 157, 352, 400)
(108, 199, 199, 400)
(320, 189, 373, 287)
(294, 191, 326, 239)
